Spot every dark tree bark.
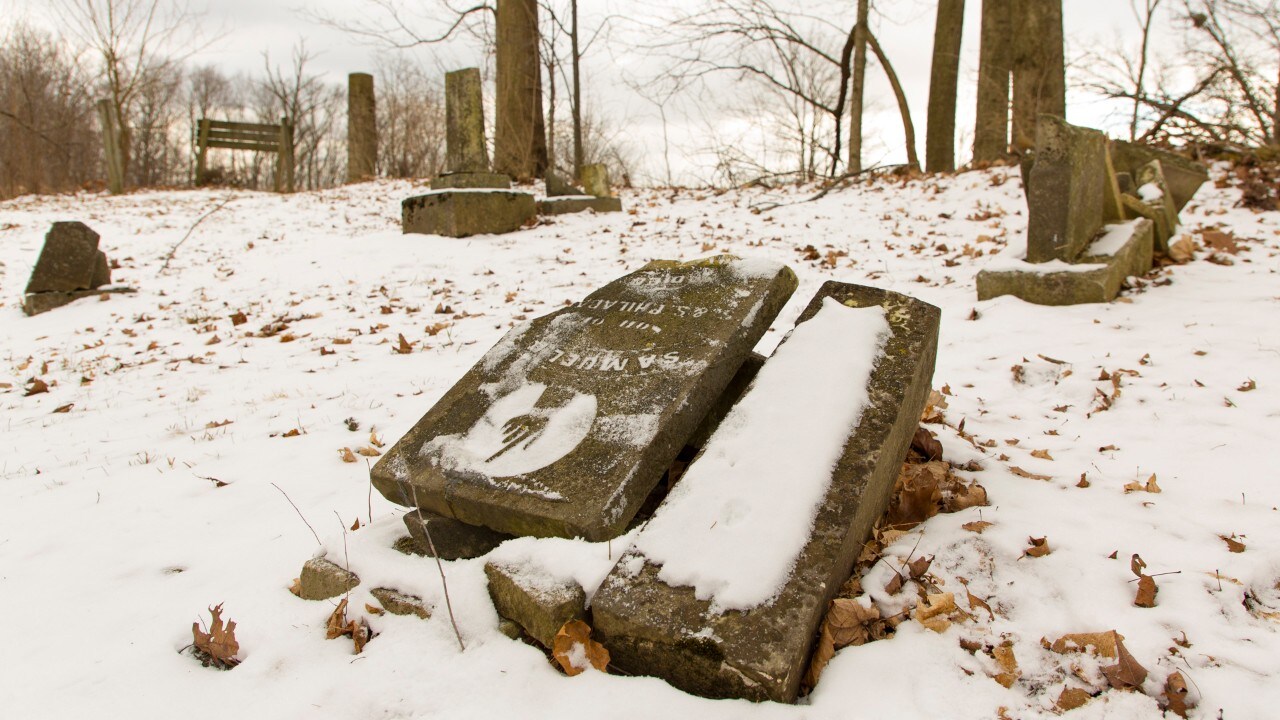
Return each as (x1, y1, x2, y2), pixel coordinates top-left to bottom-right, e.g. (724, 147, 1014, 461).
(1011, 0, 1065, 151)
(926, 0, 965, 172)
(973, 0, 1013, 162)
(495, 0, 547, 179)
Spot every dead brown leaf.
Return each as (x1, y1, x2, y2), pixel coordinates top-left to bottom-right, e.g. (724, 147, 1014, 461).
(339, 448, 358, 463)
(24, 378, 49, 396)
(1164, 671, 1194, 717)
(191, 603, 241, 669)
(1168, 236, 1196, 263)
(1135, 573, 1158, 608)
(356, 446, 382, 457)
(1030, 449, 1053, 461)
(962, 520, 993, 534)
(1056, 687, 1092, 711)
(1237, 379, 1257, 392)
(282, 428, 301, 438)
(1124, 474, 1161, 494)
(395, 333, 414, 354)
(1220, 534, 1246, 553)
(1024, 537, 1051, 558)
(1010, 466, 1052, 481)
(991, 641, 1019, 687)
(911, 426, 944, 461)
(52, 403, 73, 414)
(552, 620, 610, 676)
(229, 311, 248, 326)
(325, 598, 373, 654)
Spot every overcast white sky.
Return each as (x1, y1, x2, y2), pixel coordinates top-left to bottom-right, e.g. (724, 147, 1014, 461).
(7, 0, 1183, 184)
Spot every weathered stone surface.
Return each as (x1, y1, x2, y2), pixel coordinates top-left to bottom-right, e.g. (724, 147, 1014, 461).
(976, 218, 1154, 305)
(347, 73, 377, 182)
(686, 352, 766, 450)
(544, 171, 584, 197)
(21, 287, 133, 317)
(370, 256, 798, 540)
(1026, 116, 1108, 263)
(91, 251, 111, 288)
(26, 221, 104, 294)
(497, 617, 524, 640)
(1122, 194, 1174, 255)
(1135, 160, 1179, 252)
(402, 190, 536, 238)
(429, 172, 512, 190)
(581, 163, 611, 198)
(592, 282, 940, 703)
(370, 587, 431, 619)
(403, 509, 513, 560)
(484, 561, 586, 649)
(297, 557, 360, 601)
(1116, 171, 1135, 195)
(537, 196, 623, 215)
(1109, 140, 1207, 211)
(445, 68, 490, 173)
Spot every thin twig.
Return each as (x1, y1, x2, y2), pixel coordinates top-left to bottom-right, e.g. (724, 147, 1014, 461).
(158, 195, 234, 275)
(749, 163, 905, 213)
(271, 482, 322, 547)
(411, 488, 466, 652)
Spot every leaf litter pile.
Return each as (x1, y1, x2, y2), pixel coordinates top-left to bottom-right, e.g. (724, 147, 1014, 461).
(2, 164, 1279, 719)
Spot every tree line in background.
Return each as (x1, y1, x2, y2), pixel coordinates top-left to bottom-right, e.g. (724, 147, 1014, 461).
(1, 0, 1277, 199)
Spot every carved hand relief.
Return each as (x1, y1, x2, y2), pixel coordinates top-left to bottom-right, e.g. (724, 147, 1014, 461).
(422, 383, 598, 480)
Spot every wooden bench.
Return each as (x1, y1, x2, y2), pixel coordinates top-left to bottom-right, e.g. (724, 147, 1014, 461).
(195, 118, 295, 193)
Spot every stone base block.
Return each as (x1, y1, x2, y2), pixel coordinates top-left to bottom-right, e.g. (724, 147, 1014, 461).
(591, 283, 940, 703)
(484, 561, 586, 649)
(430, 172, 512, 190)
(403, 510, 513, 560)
(537, 196, 623, 216)
(22, 287, 134, 317)
(402, 190, 536, 238)
(976, 219, 1154, 306)
(297, 557, 360, 601)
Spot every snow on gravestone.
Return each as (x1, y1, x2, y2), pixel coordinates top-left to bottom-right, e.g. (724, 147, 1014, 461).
(592, 282, 940, 703)
(370, 256, 798, 541)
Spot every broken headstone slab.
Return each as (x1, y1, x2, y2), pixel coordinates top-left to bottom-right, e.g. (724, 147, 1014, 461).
(537, 196, 623, 216)
(297, 557, 360, 601)
(403, 509, 513, 560)
(1109, 139, 1208, 212)
(976, 218, 1155, 305)
(545, 171, 584, 197)
(1134, 160, 1180, 253)
(581, 164, 612, 198)
(402, 190, 536, 237)
(592, 282, 940, 703)
(484, 560, 587, 649)
(26, 221, 106, 294)
(370, 256, 798, 540)
(1026, 115, 1108, 263)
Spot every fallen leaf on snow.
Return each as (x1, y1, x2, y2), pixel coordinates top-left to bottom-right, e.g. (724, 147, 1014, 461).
(1056, 687, 1092, 711)
(552, 620, 609, 676)
(325, 598, 373, 654)
(24, 378, 49, 396)
(1135, 575, 1158, 608)
(1030, 449, 1054, 461)
(1024, 537, 1051, 558)
(339, 448, 358, 463)
(962, 520, 993, 533)
(1164, 671, 1194, 717)
(192, 603, 241, 669)
(1220, 534, 1246, 553)
(1010, 466, 1052, 481)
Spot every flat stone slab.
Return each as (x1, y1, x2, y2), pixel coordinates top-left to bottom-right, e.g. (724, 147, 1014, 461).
(1027, 116, 1108, 263)
(430, 172, 512, 190)
(485, 560, 586, 648)
(370, 587, 432, 619)
(1110, 140, 1208, 212)
(976, 218, 1154, 305)
(22, 287, 134, 317)
(537, 196, 623, 215)
(591, 282, 940, 703)
(402, 190, 535, 238)
(403, 509, 513, 560)
(26, 221, 107, 294)
(1121, 194, 1174, 255)
(370, 256, 798, 540)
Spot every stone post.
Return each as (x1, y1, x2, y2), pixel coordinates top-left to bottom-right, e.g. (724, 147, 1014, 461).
(347, 73, 377, 182)
(445, 68, 490, 173)
(581, 163, 610, 197)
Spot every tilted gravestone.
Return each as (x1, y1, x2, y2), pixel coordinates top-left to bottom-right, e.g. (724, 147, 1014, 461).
(1025, 115, 1108, 263)
(430, 68, 511, 191)
(539, 167, 623, 215)
(370, 256, 798, 541)
(22, 221, 128, 316)
(591, 282, 940, 703)
(1109, 139, 1207, 212)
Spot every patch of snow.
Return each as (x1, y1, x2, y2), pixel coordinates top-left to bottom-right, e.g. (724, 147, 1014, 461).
(1088, 220, 1145, 257)
(1137, 182, 1164, 202)
(633, 298, 890, 611)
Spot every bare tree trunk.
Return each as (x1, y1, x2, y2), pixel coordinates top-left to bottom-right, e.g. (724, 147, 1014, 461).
(1011, 0, 1065, 151)
(974, 0, 1012, 162)
(867, 30, 920, 171)
(495, 0, 546, 180)
(1129, 0, 1162, 141)
(848, 0, 870, 173)
(926, 0, 965, 172)
(571, 0, 584, 178)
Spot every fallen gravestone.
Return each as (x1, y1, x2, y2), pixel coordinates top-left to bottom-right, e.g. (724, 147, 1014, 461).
(539, 165, 622, 216)
(1109, 139, 1208, 212)
(591, 281, 940, 703)
(22, 221, 130, 316)
(404, 68, 534, 237)
(977, 115, 1157, 305)
(370, 256, 798, 541)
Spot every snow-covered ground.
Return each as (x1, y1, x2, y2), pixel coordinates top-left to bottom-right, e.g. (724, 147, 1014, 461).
(1, 167, 1277, 719)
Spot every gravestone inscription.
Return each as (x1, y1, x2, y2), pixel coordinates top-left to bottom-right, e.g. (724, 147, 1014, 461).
(370, 256, 798, 540)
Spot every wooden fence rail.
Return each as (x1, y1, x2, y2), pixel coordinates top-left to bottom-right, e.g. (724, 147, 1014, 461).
(195, 117, 294, 193)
